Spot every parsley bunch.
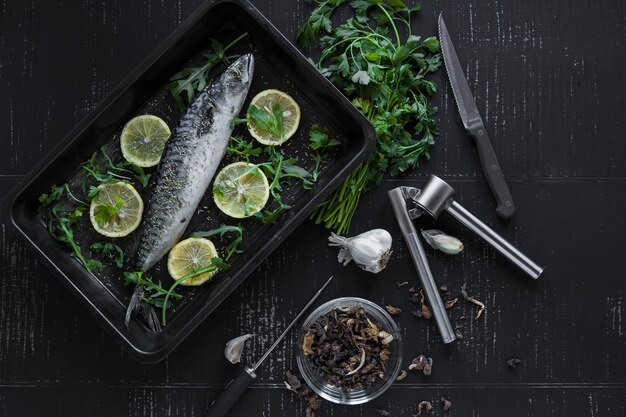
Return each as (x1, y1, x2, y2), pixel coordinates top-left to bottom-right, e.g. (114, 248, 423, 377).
(298, 0, 442, 234)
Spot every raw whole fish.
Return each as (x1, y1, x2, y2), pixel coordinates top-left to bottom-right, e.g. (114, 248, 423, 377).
(135, 54, 254, 272)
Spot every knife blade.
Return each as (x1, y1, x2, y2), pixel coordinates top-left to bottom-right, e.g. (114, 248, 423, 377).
(438, 14, 515, 219)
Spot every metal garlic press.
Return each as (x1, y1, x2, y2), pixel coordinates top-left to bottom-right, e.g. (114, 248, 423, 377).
(388, 175, 543, 344)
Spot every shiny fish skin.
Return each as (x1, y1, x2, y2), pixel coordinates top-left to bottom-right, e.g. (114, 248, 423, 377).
(136, 54, 254, 271)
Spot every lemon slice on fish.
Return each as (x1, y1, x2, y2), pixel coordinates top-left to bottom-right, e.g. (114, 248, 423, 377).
(247, 89, 301, 146)
(120, 115, 171, 167)
(213, 162, 270, 218)
(89, 182, 144, 238)
(167, 237, 219, 286)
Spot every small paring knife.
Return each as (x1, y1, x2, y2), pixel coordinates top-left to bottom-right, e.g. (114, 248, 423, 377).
(438, 14, 515, 219)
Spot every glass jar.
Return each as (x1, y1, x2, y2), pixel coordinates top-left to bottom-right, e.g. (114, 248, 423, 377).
(296, 297, 402, 405)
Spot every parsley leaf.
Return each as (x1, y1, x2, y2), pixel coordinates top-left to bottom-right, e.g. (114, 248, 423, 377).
(93, 195, 124, 227)
(309, 124, 342, 150)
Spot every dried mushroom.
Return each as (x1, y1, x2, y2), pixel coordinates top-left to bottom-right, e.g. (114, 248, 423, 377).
(445, 298, 458, 310)
(441, 397, 452, 412)
(284, 371, 323, 417)
(507, 358, 522, 369)
(461, 283, 485, 320)
(416, 400, 433, 416)
(385, 305, 402, 315)
(409, 355, 433, 376)
(302, 328, 315, 356)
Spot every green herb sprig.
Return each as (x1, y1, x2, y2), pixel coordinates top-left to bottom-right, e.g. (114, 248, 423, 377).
(299, 0, 442, 234)
(161, 257, 229, 325)
(247, 103, 285, 140)
(169, 33, 248, 110)
(124, 271, 182, 309)
(226, 135, 262, 161)
(91, 242, 125, 268)
(191, 224, 244, 261)
(38, 184, 102, 272)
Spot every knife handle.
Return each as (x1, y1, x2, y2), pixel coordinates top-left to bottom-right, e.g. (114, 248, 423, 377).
(467, 126, 515, 219)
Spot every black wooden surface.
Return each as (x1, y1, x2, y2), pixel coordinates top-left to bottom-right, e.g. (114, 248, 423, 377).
(1, 1, 625, 416)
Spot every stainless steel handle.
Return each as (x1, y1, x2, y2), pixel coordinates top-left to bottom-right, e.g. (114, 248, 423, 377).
(388, 188, 456, 344)
(448, 201, 544, 279)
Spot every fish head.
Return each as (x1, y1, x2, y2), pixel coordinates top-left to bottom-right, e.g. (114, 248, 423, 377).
(217, 53, 255, 112)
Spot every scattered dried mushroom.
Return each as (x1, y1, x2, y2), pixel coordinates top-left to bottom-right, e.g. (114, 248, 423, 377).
(396, 369, 407, 381)
(445, 298, 458, 310)
(507, 358, 522, 369)
(408, 355, 433, 376)
(441, 397, 452, 412)
(415, 400, 433, 416)
(461, 283, 485, 320)
(385, 305, 402, 315)
(302, 305, 393, 391)
(454, 325, 464, 340)
(285, 371, 322, 417)
(397, 281, 409, 289)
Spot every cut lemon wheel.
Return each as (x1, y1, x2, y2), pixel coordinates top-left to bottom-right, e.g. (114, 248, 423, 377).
(247, 89, 301, 146)
(89, 182, 144, 238)
(120, 115, 171, 167)
(167, 237, 219, 286)
(213, 162, 270, 218)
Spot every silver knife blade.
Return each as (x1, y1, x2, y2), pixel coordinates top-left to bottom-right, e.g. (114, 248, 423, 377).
(438, 14, 483, 130)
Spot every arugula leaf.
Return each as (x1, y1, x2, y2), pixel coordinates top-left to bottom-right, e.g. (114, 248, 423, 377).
(161, 257, 229, 325)
(169, 33, 248, 110)
(124, 271, 182, 309)
(91, 242, 125, 268)
(227, 135, 262, 161)
(191, 224, 244, 261)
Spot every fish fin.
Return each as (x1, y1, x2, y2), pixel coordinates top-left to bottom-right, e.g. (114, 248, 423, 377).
(124, 285, 162, 333)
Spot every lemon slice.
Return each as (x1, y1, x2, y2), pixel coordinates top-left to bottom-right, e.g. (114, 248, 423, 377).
(89, 182, 144, 238)
(120, 115, 171, 167)
(167, 237, 219, 286)
(247, 89, 301, 145)
(213, 162, 270, 218)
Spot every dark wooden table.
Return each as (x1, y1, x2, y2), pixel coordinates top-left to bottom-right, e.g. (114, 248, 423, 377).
(1, 0, 625, 416)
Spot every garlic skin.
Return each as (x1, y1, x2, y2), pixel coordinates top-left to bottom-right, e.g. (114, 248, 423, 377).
(328, 228, 393, 273)
(421, 229, 464, 255)
(224, 334, 254, 364)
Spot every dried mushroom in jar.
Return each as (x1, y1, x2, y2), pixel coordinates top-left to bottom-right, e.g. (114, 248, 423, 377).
(301, 305, 394, 391)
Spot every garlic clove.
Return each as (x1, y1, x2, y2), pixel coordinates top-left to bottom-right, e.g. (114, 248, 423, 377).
(328, 229, 393, 273)
(224, 333, 254, 364)
(421, 229, 464, 255)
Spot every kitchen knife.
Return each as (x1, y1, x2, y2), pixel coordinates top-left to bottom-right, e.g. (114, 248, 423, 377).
(438, 14, 515, 219)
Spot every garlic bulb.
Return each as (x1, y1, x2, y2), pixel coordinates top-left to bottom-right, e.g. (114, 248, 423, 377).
(224, 334, 254, 364)
(421, 229, 464, 255)
(328, 228, 393, 273)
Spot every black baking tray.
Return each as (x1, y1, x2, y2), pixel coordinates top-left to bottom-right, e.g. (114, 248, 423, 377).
(2, 0, 374, 363)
